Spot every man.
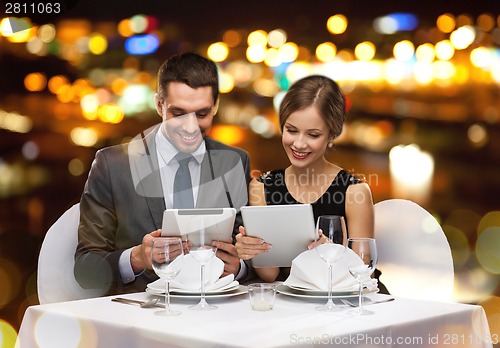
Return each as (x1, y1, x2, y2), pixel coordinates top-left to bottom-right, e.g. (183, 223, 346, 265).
(75, 52, 250, 295)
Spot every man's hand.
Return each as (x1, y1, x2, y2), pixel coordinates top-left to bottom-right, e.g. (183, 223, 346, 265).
(215, 240, 241, 277)
(130, 229, 162, 273)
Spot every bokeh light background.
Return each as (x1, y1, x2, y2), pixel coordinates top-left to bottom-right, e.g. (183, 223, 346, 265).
(1, 0, 500, 345)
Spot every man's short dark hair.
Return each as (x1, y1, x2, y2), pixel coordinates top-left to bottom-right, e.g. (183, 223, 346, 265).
(157, 52, 219, 104)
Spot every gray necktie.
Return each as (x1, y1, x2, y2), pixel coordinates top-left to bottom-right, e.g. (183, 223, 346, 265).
(173, 153, 194, 208)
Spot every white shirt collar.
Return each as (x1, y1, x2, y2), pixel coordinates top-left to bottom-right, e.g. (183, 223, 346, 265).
(155, 128, 206, 166)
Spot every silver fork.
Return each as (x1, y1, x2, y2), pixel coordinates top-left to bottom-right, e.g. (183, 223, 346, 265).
(112, 297, 164, 308)
(341, 297, 394, 307)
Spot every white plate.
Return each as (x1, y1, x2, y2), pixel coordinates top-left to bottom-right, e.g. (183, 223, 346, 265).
(146, 285, 248, 298)
(277, 285, 377, 299)
(171, 282, 240, 294)
(287, 284, 359, 294)
(147, 281, 239, 295)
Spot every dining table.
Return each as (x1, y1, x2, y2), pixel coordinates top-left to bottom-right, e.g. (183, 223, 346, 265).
(16, 287, 495, 348)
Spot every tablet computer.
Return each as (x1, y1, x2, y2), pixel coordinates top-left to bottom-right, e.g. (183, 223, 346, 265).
(240, 204, 316, 268)
(161, 208, 236, 244)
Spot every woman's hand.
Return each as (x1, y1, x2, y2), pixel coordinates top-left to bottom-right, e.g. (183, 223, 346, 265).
(307, 229, 329, 249)
(235, 226, 271, 260)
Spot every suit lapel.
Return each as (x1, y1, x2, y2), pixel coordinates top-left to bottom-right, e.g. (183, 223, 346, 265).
(129, 125, 165, 229)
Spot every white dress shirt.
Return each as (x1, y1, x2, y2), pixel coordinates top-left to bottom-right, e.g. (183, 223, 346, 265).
(119, 131, 247, 283)
(154, 130, 205, 209)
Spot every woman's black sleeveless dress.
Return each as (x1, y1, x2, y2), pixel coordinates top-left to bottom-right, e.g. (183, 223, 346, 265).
(256, 169, 389, 293)
(258, 169, 360, 225)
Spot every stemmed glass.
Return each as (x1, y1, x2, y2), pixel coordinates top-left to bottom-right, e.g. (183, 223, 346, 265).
(347, 238, 378, 316)
(313, 215, 347, 311)
(150, 237, 184, 316)
(186, 216, 219, 311)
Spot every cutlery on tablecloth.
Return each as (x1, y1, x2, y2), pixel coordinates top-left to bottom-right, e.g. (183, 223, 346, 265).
(340, 297, 394, 307)
(112, 297, 164, 308)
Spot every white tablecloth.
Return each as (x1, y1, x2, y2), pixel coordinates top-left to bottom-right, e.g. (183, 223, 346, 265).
(16, 292, 494, 348)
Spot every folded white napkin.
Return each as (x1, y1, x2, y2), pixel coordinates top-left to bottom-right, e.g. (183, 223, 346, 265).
(283, 247, 378, 292)
(148, 254, 236, 292)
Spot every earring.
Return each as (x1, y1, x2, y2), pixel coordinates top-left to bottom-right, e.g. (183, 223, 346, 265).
(328, 142, 333, 148)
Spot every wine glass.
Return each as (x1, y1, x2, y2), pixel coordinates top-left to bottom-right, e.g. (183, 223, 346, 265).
(313, 215, 347, 311)
(186, 216, 219, 311)
(151, 237, 184, 316)
(347, 238, 378, 315)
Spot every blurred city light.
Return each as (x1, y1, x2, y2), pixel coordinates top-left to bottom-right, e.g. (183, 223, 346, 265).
(354, 41, 376, 61)
(0, 319, 18, 347)
(21, 141, 39, 160)
(264, 48, 281, 67)
(389, 144, 434, 204)
(277, 42, 299, 63)
(124, 34, 159, 55)
(476, 227, 500, 274)
(316, 42, 337, 62)
(48, 75, 70, 94)
(223, 29, 242, 47)
(477, 13, 495, 32)
(415, 43, 435, 63)
(0, 110, 33, 133)
(253, 78, 280, 97)
(470, 47, 494, 68)
(26, 37, 48, 56)
(436, 13, 456, 33)
(218, 71, 234, 93)
(209, 125, 245, 145)
(226, 61, 254, 86)
(130, 14, 148, 33)
(326, 14, 348, 34)
(413, 62, 433, 84)
(393, 40, 415, 61)
(432, 60, 455, 80)
(88, 33, 108, 55)
(38, 24, 56, 43)
(68, 158, 85, 176)
(70, 127, 99, 147)
(207, 42, 229, 62)
(374, 16, 398, 34)
(118, 19, 134, 37)
(98, 104, 124, 124)
(24, 73, 47, 92)
(56, 20, 91, 44)
(450, 25, 476, 50)
(247, 30, 267, 46)
(246, 44, 266, 63)
(386, 13, 419, 31)
(110, 77, 128, 96)
(478, 211, 500, 236)
(118, 85, 154, 114)
(267, 29, 287, 48)
(249, 115, 277, 138)
(285, 62, 312, 82)
(435, 40, 455, 60)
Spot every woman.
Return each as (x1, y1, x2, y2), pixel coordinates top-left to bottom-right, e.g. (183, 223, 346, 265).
(236, 75, 374, 282)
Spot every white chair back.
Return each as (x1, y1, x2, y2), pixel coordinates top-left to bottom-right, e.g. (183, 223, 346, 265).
(37, 203, 102, 304)
(374, 199, 454, 301)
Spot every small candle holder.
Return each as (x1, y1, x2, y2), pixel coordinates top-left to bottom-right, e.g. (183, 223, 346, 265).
(248, 283, 277, 311)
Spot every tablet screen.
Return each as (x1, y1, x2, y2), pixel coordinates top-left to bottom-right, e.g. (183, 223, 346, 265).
(161, 208, 236, 243)
(241, 204, 316, 267)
